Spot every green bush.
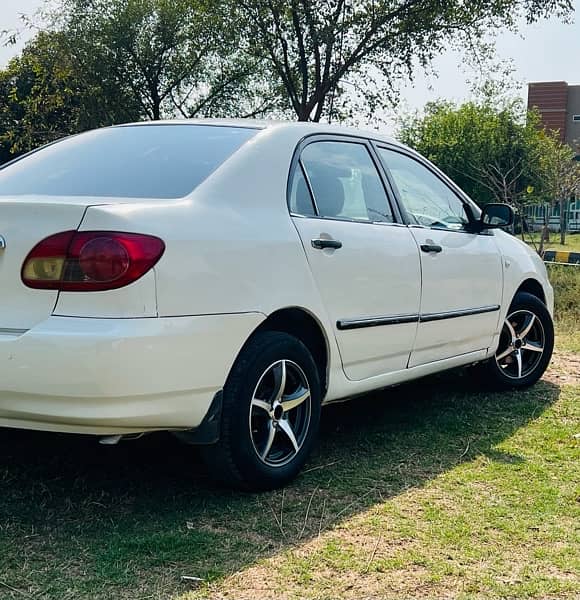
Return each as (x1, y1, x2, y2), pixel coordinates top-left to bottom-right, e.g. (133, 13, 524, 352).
(549, 265, 580, 324)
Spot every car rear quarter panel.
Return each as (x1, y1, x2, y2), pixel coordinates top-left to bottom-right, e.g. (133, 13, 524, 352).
(55, 270, 158, 318)
(78, 128, 328, 318)
(77, 128, 344, 396)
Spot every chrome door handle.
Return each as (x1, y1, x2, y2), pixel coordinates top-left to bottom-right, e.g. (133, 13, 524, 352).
(420, 244, 442, 253)
(311, 238, 342, 250)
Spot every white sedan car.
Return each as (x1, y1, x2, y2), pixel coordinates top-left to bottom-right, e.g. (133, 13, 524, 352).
(0, 120, 554, 490)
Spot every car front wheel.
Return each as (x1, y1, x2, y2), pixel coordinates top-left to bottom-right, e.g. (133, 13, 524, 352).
(201, 331, 321, 491)
(486, 291, 554, 389)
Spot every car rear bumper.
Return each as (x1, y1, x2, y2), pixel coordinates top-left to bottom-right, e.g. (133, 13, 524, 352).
(0, 313, 264, 435)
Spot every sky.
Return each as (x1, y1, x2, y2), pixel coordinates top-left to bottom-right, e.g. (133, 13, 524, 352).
(1, 0, 579, 124)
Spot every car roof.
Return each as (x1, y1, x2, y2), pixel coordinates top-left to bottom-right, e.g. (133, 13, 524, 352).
(116, 118, 400, 147)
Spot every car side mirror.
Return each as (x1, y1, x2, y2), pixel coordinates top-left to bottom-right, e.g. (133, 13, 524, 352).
(478, 203, 514, 230)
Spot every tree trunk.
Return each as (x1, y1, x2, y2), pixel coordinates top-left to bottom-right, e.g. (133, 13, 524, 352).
(151, 84, 162, 121)
(538, 203, 550, 256)
(560, 198, 567, 245)
(152, 101, 161, 121)
(519, 206, 526, 242)
(297, 104, 310, 121)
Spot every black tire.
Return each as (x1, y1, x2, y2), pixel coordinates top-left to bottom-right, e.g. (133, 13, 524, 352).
(484, 291, 554, 389)
(201, 331, 321, 491)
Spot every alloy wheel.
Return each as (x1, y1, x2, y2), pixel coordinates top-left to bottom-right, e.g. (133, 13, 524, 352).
(249, 359, 312, 467)
(495, 309, 546, 380)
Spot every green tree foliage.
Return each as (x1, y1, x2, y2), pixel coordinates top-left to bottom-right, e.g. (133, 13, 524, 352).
(0, 30, 139, 162)
(1, 0, 574, 164)
(0, 0, 277, 164)
(231, 0, 573, 122)
(536, 141, 580, 246)
(56, 0, 275, 121)
(398, 100, 563, 210)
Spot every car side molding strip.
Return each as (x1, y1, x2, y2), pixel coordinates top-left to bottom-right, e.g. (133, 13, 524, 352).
(337, 314, 419, 330)
(420, 305, 500, 323)
(337, 305, 500, 331)
(0, 328, 29, 337)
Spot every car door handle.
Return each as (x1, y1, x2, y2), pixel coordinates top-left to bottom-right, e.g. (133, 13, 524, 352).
(420, 244, 443, 253)
(311, 238, 342, 250)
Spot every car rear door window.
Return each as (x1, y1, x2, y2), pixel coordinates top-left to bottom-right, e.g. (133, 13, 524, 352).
(296, 141, 394, 223)
(289, 165, 317, 216)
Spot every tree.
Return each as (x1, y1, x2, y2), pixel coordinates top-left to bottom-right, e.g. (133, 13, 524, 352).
(398, 100, 560, 217)
(230, 0, 573, 122)
(55, 0, 275, 121)
(0, 0, 281, 164)
(0, 30, 139, 162)
(537, 143, 580, 247)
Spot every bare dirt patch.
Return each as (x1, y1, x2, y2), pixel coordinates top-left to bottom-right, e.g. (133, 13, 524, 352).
(544, 350, 580, 385)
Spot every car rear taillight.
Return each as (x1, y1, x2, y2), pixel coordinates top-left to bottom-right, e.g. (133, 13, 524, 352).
(22, 231, 165, 291)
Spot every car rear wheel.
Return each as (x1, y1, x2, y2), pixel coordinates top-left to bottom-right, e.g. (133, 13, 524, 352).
(486, 291, 554, 389)
(201, 331, 321, 491)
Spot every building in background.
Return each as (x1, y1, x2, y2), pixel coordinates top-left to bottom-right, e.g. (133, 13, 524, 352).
(527, 81, 580, 157)
(526, 81, 580, 233)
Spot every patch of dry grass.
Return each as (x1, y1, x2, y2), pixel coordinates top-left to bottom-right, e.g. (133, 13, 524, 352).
(526, 232, 580, 253)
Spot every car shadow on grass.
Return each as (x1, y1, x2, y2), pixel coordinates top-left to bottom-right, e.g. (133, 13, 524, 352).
(0, 372, 561, 599)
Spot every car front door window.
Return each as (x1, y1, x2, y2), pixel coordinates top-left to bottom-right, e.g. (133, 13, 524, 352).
(377, 149, 470, 230)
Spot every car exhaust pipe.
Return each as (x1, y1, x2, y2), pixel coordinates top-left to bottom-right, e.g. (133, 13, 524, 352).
(99, 435, 123, 445)
(99, 433, 147, 445)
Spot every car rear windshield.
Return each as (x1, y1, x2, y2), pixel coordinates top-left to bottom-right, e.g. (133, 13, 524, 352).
(0, 124, 258, 199)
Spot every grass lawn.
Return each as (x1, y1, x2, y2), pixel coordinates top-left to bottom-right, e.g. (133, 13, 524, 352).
(1, 274, 578, 599)
(525, 232, 580, 253)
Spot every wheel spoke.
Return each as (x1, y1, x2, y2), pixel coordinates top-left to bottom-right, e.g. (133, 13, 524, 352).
(270, 361, 287, 403)
(518, 314, 536, 339)
(281, 387, 310, 412)
(261, 421, 277, 460)
(278, 418, 299, 453)
(522, 341, 544, 353)
(496, 346, 515, 361)
(504, 319, 517, 341)
(516, 351, 523, 378)
(251, 398, 272, 414)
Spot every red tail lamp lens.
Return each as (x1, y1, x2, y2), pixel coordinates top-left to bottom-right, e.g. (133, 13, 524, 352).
(78, 237, 130, 282)
(22, 231, 165, 291)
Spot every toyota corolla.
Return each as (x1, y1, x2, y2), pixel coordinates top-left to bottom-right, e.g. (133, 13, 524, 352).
(0, 120, 554, 490)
